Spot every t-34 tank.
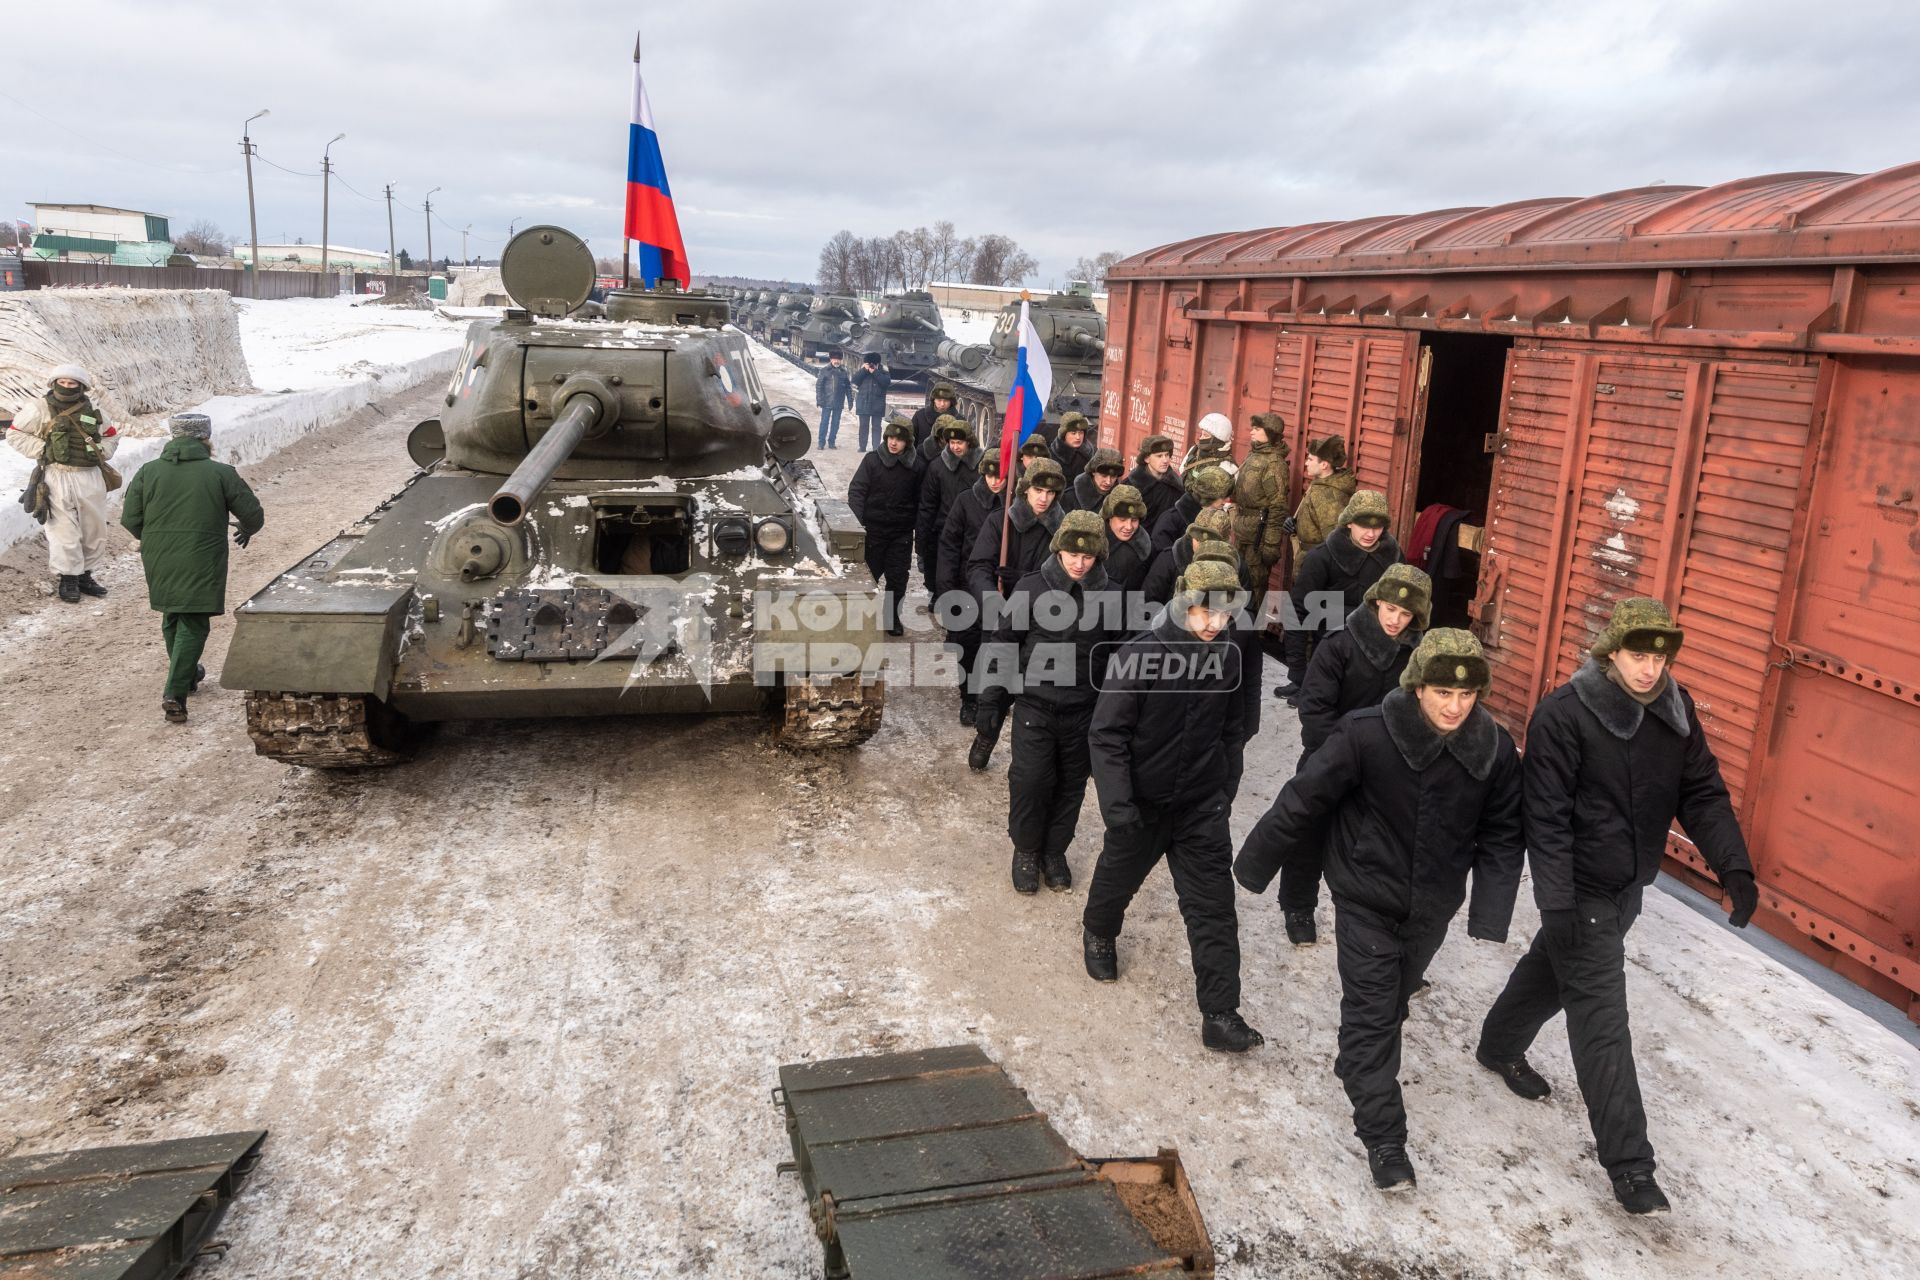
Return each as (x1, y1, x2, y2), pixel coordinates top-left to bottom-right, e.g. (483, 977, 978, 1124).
(764, 287, 815, 349)
(222, 226, 886, 767)
(793, 294, 862, 361)
(930, 284, 1105, 448)
(742, 287, 780, 337)
(839, 289, 945, 384)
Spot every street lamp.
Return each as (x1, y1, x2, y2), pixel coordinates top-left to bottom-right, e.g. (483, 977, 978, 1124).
(241, 109, 269, 298)
(321, 132, 345, 292)
(462, 224, 472, 267)
(424, 187, 442, 273)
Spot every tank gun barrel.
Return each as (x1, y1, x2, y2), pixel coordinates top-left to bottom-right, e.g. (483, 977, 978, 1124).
(907, 313, 940, 333)
(489, 394, 601, 525)
(936, 337, 987, 372)
(1063, 326, 1102, 352)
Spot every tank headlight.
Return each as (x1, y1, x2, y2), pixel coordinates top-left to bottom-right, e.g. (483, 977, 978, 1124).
(755, 518, 792, 555)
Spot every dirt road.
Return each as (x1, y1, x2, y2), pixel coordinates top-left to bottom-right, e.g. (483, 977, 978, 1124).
(1, 359, 1914, 1278)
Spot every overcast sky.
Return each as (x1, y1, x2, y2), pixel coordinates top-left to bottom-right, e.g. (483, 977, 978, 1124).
(5, 0, 1917, 284)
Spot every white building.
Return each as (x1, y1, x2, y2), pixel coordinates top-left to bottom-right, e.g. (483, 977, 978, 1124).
(232, 243, 392, 271)
(28, 203, 173, 264)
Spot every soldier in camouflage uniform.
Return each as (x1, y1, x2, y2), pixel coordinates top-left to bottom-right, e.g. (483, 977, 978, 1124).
(1289, 434, 1358, 564)
(1231, 412, 1291, 610)
(1182, 412, 1237, 475)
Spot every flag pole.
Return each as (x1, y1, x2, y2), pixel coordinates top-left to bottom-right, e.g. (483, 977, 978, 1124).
(995, 291, 1036, 588)
(624, 32, 640, 290)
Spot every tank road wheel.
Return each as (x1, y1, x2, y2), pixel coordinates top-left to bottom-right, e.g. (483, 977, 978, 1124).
(243, 691, 414, 768)
(774, 675, 885, 750)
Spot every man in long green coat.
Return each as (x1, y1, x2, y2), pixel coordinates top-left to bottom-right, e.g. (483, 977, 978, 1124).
(121, 413, 265, 723)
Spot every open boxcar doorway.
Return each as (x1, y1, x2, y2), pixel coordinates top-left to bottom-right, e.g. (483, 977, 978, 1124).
(1404, 332, 1512, 628)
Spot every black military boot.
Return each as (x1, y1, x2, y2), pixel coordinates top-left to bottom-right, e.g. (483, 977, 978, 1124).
(1040, 852, 1071, 892)
(1200, 1010, 1265, 1053)
(1367, 1143, 1417, 1192)
(967, 734, 994, 771)
(1272, 679, 1301, 700)
(1283, 909, 1317, 946)
(1611, 1171, 1671, 1216)
(1476, 1046, 1552, 1101)
(75, 571, 108, 598)
(57, 575, 81, 603)
(189, 664, 207, 693)
(1083, 928, 1117, 983)
(959, 695, 978, 728)
(161, 697, 188, 724)
(1011, 850, 1040, 895)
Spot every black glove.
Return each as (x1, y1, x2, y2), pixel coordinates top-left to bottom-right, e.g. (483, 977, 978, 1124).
(975, 705, 1005, 741)
(1539, 908, 1579, 949)
(233, 526, 252, 548)
(1723, 870, 1758, 928)
(1280, 514, 1298, 537)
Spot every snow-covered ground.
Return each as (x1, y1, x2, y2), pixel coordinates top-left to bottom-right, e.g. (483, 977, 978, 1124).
(1, 295, 465, 557)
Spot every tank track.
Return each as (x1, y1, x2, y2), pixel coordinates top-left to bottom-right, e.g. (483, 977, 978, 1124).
(243, 691, 412, 768)
(775, 676, 885, 750)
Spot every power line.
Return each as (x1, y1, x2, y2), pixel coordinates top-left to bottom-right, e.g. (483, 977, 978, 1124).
(330, 171, 386, 204)
(252, 150, 320, 178)
(0, 88, 228, 175)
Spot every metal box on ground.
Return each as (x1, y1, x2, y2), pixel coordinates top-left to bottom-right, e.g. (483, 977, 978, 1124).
(0, 1129, 266, 1279)
(775, 1044, 1213, 1279)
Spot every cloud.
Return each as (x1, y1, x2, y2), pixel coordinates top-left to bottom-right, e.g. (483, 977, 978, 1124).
(5, 0, 1916, 282)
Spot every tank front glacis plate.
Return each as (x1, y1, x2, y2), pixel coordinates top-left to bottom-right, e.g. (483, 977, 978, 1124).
(224, 464, 885, 722)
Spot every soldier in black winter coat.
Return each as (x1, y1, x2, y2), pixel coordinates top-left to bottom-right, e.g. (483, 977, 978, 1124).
(1063, 447, 1126, 514)
(912, 381, 960, 451)
(1283, 489, 1403, 689)
(846, 417, 922, 634)
(1279, 564, 1432, 944)
(1236, 629, 1524, 1193)
(966, 458, 1065, 602)
(1141, 507, 1234, 606)
(1083, 558, 1261, 1054)
(936, 454, 1006, 726)
(974, 510, 1122, 894)
(1149, 462, 1235, 554)
(1477, 597, 1757, 1218)
(1050, 411, 1095, 485)
(851, 353, 892, 450)
(915, 415, 980, 596)
(1100, 485, 1154, 595)
(1123, 434, 1184, 530)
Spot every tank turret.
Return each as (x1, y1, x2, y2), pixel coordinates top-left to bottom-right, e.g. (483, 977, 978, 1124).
(743, 287, 779, 336)
(925, 287, 1106, 446)
(764, 288, 816, 348)
(839, 290, 947, 383)
(223, 226, 885, 767)
(793, 294, 863, 362)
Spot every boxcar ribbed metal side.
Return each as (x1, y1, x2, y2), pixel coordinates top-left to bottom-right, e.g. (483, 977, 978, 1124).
(1104, 164, 1920, 1020)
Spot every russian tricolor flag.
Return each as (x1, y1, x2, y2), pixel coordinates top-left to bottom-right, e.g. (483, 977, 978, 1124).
(997, 298, 1053, 479)
(624, 34, 689, 288)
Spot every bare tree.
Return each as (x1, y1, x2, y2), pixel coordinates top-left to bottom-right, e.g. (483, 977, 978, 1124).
(173, 218, 233, 256)
(1068, 250, 1123, 290)
(969, 234, 1039, 287)
(819, 229, 858, 293)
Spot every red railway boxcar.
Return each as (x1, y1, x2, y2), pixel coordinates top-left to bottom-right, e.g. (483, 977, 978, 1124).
(1104, 164, 1920, 1021)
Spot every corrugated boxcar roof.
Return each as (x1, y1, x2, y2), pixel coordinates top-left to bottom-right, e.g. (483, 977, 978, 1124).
(1113, 161, 1920, 278)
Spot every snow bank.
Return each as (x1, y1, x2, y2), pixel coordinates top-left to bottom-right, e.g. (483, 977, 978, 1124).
(2, 296, 465, 558)
(0, 289, 252, 433)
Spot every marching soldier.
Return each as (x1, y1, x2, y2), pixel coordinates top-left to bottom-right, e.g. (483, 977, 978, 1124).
(1141, 507, 1234, 607)
(966, 458, 1067, 768)
(1235, 629, 1524, 1193)
(1101, 484, 1154, 594)
(974, 509, 1120, 894)
(1063, 447, 1126, 514)
(936, 452, 1006, 727)
(1083, 557, 1261, 1053)
(846, 416, 922, 635)
(1123, 434, 1184, 529)
(1476, 598, 1758, 1217)
(1282, 490, 1402, 702)
(1230, 412, 1290, 609)
(915, 415, 980, 597)
(1150, 463, 1234, 553)
(1051, 411, 1095, 484)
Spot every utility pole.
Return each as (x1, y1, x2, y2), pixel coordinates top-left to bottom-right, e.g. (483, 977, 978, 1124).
(384, 184, 397, 278)
(461, 224, 471, 266)
(424, 187, 441, 273)
(241, 109, 269, 298)
(321, 132, 345, 293)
